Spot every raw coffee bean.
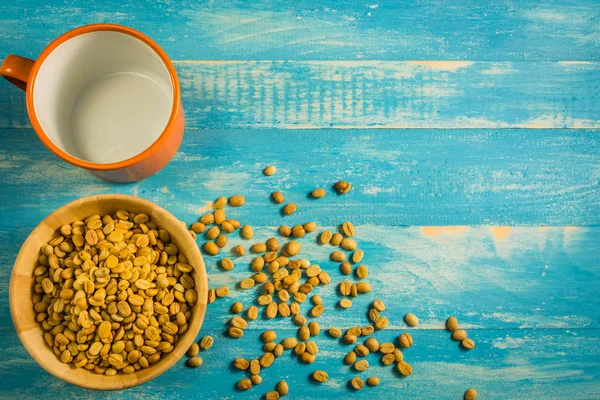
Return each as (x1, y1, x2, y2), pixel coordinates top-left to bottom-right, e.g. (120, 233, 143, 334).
(200, 213, 215, 224)
(292, 225, 306, 238)
(350, 377, 364, 390)
(311, 295, 323, 305)
(355, 265, 368, 279)
(283, 203, 297, 216)
(318, 230, 332, 245)
(399, 333, 413, 348)
(283, 241, 301, 257)
(404, 313, 419, 327)
(330, 251, 346, 262)
(260, 352, 275, 367)
(381, 354, 395, 365)
(397, 361, 413, 376)
(361, 325, 375, 336)
(228, 327, 244, 338)
(229, 195, 245, 207)
(447, 316, 459, 332)
(266, 237, 280, 251)
(379, 343, 395, 354)
(335, 181, 352, 194)
(339, 281, 352, 296)
(308, 321, 321, 336)
(237, 378, 252, 391)
(206, 226, 220, 240)
(279, 225, 292, 237)
(235, 357, 250, 370)
(187, 356, 203, 368)
(462, 338, 475, 349)
(241, 225, 254, 239)
(464, 388, 478, 400)
(272, 192, 285, 204)
(250, 359, 261, 375)
(344, 335, 358, 345)
(351, 250, 364, 263)
(216, 286, 230, 297)
(356, 282, 371, 293)
(213, 196, 227, 209)
(187, 343, 199, 357)
(365, 338, 380, 352)
(341, 221, 355, 237)
(298, 326, 310, 341)
(216, 234, 228, 248)
(330, 233, 343, 246)
(240, 278, 255, 289)
(311, 304, 324, 317)
(300, 352, 315, 364)
(203, 242, 220, 256)
(452, 330, 467, 341)
(200, 336, 214, 350)
(261, 330, 277, 343)
(339, 299, 352, 309)
(234, 245, 245, 257)
(372, 300, 386, 312)
(328, 327, 342, 338)
(265, 391, 279, 400)
(221, 221, 234, 233)
(344, 351, 357, 365)
(282, 337, 298, 349)
(306, 341, 319, 355)
(230, 317, 248, 329)
(208, 289, 216, 304)
(347, 327, 361, 336)
(251, 375, 262, 385)
(221, 258, 234, 271)
(393, 348, 404, 362)
(312, 370, 329, 383)
(214, 209, 226, 224)
(252, 243, 267, 253)
(273, 344, 284, 357)
(354, 344, 370, 357)
(276, 380, 289, 396)
(266, 302, 278, 318)
(367, 377, 380, 386)
(231, 302, 244, 314)
(264, 342, 277, 352)
(303, 222, 317, 232)
(264, 165, 277, 176)
(354, 360, 369, 371)
(341, 238, 357, 251)
(340, 262, 352, 275)
(191, 222, 206, 234)
(311, 188, 326, 198)
(247, 306, 259, 320)
(295, 342, 306, 355)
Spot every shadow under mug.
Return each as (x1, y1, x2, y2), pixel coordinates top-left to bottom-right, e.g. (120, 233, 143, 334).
(0, 24, 184, 183)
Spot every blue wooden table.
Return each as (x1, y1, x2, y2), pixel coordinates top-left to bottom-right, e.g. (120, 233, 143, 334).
(1, 1, 599, 399)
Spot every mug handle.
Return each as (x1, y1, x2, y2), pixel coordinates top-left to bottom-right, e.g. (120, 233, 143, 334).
(1, 55, 35, 91)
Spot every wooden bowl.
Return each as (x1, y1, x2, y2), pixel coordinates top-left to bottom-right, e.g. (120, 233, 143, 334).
(9, 194, 208, 390)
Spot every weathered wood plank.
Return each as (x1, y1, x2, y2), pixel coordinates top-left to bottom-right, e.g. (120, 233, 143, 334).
(0, 128, 598, 226)
(1, 225, 598, 329)
(1, 327, 598, 399)
(2, 61, 599, 129)
(1, 0, 599, 61)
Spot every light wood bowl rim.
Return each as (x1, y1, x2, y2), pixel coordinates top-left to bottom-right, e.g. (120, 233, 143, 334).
(9, 194, 208, 390)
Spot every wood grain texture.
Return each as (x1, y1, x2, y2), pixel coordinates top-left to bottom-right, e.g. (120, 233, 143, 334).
(1, 0, 599, 61)
(1, 326, 599, 399)
(1, 127, 598, 226)
(2, 61, 599, 129)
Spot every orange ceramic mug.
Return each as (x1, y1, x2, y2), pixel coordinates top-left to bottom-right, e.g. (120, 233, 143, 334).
(0, 24, 184, 183)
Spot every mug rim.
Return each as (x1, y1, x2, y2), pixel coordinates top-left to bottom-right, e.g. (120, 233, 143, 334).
(25, 24, 181, 171)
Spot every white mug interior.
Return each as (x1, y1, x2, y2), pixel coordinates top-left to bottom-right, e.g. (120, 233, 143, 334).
(32, 30, 174, 164)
